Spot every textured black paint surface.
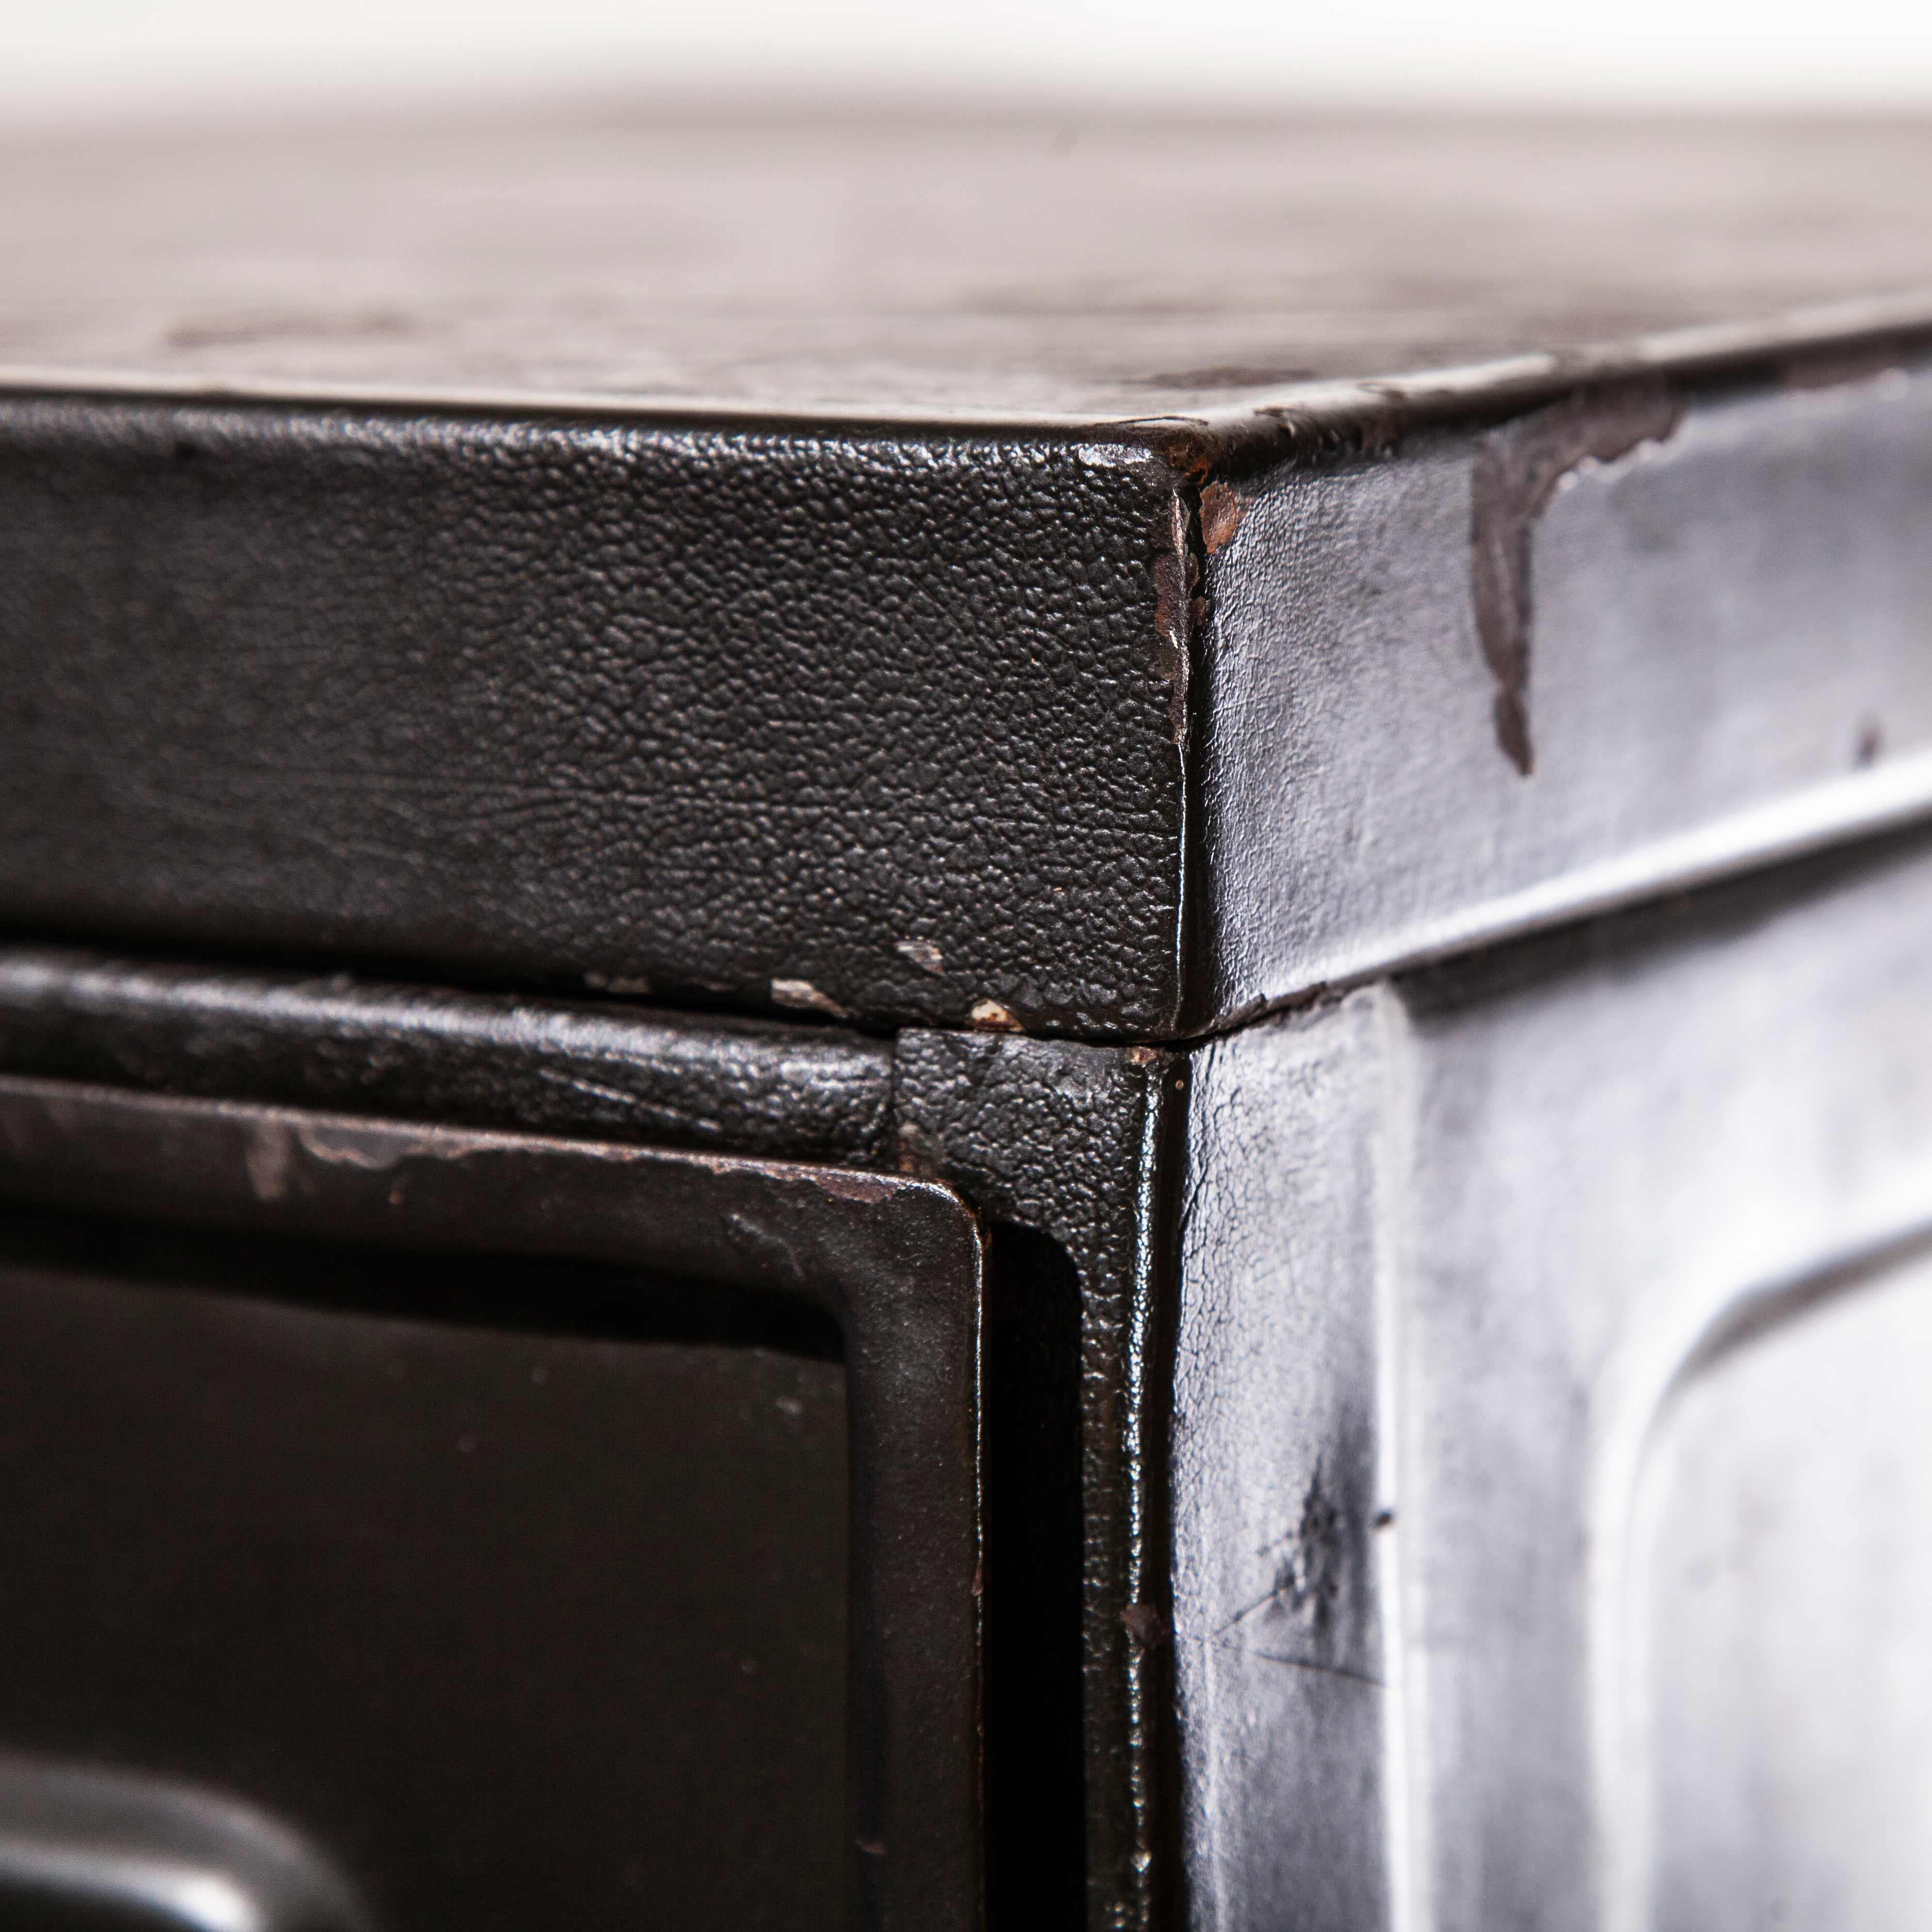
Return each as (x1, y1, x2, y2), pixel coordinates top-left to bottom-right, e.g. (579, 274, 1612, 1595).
(0, 398, 1188, 1036)
(0, 946, 893, 1166)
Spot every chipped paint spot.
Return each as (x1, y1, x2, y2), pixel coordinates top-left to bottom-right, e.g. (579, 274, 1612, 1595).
(770, 977, 851, 1019)
(1471, 380, 1684, 776)
(584, 970, 654, 995)
(296, 1121, 471, 1170)
(1150, 532, 1195, 746)
(894, 937, 945, 976)
(895, 1117, 942, 1177)
(969, 999, 1022, 1031)
(1151, 552, 1190, 642)
(1199, 480, 1246, 555)
(1074, 441, 1171, 476)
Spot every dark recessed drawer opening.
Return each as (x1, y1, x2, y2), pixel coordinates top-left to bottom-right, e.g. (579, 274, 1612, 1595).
(0, 1206, 849, 1931)
(983, 1221, 1087, 1927)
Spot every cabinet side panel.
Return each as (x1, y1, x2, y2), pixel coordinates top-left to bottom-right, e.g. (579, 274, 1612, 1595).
(1196, 364, 1932, 1024)
(1173, 991, 1402, 1932)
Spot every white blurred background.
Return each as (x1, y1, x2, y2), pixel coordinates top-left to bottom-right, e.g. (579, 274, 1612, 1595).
(4, 0, 1932, 127)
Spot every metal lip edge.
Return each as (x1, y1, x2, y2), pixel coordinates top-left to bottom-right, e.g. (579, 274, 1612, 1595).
(0, 1068, 945, 1207)
(1239, 288, 1932, 434)
(0, 362, 1196, 446)
(2, 287, 1930, 449)
(1208, 746, 1932, 1038)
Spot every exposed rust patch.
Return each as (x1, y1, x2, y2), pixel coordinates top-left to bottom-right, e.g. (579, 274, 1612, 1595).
(1471, 380, 1684, 776)
(1150, 552, 1189, 638)
(1781, 340, 1906, 392)
(1144, 423, 1225, 481)
(1199, 481, 1245, 555)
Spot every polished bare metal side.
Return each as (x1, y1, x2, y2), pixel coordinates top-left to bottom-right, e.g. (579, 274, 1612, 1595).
(1174, 829, 1932, 1930)
(1172, 990, 1404, 1932)
(1634, 1234, 1932, 1932)
(0, 1077, 986, 1932)
(1199, 363, 1932, 1027)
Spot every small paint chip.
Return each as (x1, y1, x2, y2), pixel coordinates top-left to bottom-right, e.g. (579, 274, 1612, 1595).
(969, 999, 1022, 1031)
(1199, 480, 1246, 554)
(771, 977, 851, 1018)
(895, 937, 945, 975)
(1120, 1602, 1169, 1650)
(1471, 380, 1684, 776)
(585, 970, 654, 995)
(895, 1119, 942, 1178)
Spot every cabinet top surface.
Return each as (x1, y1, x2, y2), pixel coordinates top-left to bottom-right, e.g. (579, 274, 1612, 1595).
(6, 106, 1932, 423)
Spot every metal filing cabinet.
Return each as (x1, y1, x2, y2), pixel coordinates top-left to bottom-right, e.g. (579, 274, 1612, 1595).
(2, 110, 1931, 1931)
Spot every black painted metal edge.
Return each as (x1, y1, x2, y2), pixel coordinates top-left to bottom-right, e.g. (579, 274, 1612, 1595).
(7, 287, 1932, 465)
(0, 944, 896, 1167)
